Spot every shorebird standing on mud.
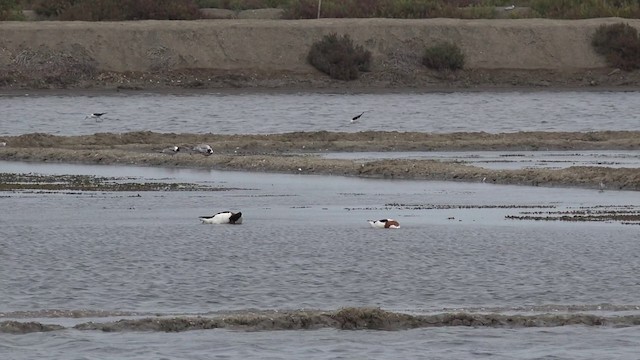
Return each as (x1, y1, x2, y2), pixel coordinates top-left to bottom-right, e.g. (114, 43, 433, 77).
(192, 144, 213, 155)
(160, 146, 180, 154)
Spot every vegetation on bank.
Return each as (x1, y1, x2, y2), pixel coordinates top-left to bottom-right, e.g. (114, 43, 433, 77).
(422, 42, 465, 70)
(0, 0, 21, 20)
(6, 0, 640, 20)
(308, 33, 371, 80)
(308, 32, 466, 81)
(592, 22, 640, 70)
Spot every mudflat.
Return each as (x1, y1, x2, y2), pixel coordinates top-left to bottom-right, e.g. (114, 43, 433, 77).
(1, 131, 639, 191)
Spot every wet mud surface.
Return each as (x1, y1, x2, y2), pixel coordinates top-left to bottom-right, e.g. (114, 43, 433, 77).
(1, 131, 639, 191)
(0, 173, 236, 192)
(506, 205, 640, 225)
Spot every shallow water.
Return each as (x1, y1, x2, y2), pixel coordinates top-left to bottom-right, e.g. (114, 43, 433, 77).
(1, 161, 639, 358)
(2, 88, 640, 359)
(1, 90, 639, 136)
(5, 326, 640, 360)
(322, 150, 640, 170)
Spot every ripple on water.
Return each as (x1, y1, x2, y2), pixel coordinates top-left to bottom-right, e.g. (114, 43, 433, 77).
(1, 91, 640, 135)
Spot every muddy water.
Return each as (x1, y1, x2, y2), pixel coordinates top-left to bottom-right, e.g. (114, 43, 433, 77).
(1, 161, 640, 358)
(1, 90, 639, 136)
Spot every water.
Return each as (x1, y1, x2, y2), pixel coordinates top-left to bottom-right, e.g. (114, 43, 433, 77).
(322, 150, 640, 170)
(1, 89, 640, 359)
(1, 161, 640, 359)
(1, 90, 639, 135)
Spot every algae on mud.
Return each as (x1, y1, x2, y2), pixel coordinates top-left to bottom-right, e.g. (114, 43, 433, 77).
(0, 172, 235, 192)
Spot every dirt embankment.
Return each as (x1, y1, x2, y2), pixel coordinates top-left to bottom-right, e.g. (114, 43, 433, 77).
(1, 131, 639, 191)
(1, 18, 640, 90)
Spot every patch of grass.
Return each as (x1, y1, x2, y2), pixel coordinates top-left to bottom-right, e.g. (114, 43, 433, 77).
(0, 0, 22, 20)
(529, 0, 640, 19)
(307, 33, 371, 81)
(32, 0, 201, 20)
(195, 0, 291, 10)
(422, 42, 465, 71)
(592, 22, 640, 70)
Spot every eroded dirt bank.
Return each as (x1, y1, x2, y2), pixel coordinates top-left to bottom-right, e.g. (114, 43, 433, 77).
(1, 18, 640, 90)
(1, 131, 639, 190)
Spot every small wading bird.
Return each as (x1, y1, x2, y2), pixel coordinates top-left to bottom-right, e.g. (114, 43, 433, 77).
(85, 113, 107, 121)
(199, 211, 243, 224)
(160, 145, 180, 154)
(367, 219, 400, 229)
(193, 144, 213, 155)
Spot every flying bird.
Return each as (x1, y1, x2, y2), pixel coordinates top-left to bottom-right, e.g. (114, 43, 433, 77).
(199, 211, 243, 224)
(367, 219, 400, 229)
(193, 144, 213, 155)
(504, 4, 515, 10)
(85, 113, 106, 121)
(351, 112, 365, 123)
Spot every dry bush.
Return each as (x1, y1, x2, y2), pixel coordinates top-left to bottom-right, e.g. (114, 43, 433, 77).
(307, 33, 371, 81)
(592, 22, 640, 70)
(422, 41, 465, 71)
(11, 46, 97, 87)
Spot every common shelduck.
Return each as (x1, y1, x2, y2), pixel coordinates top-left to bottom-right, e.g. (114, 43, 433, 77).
(193, 144, 213, 155)
(199, 211, 242, 224)
(367, 219, 400, 229)
(85, 113, 106, 121)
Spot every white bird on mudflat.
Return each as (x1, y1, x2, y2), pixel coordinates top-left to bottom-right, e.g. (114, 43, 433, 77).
(193, 144, 213, 155)
(504, 4, 515, 10)
(85, 112, 106, 121)
(160, 145, 180, 154)
(199, 211, 242, 224)
(367, 219, 400, 229)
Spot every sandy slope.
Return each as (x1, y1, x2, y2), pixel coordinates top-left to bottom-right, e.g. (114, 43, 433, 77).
(1, 18, 640, 89)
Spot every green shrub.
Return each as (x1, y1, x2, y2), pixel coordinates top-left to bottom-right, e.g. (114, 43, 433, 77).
(32, 0, 74, 18)
(530, 0, 640, 19)
(592, 22, 640, 70)
(422, 42, 465, 71)
(195, 0, 290, 10)
(308, 33, 371, 81)
(0, 0, 20, 20)
(34, 0, 200, 20)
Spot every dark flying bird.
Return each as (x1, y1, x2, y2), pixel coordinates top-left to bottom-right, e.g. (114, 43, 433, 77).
(351, 112, 365, 123)
(85, 113, 107, 121)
